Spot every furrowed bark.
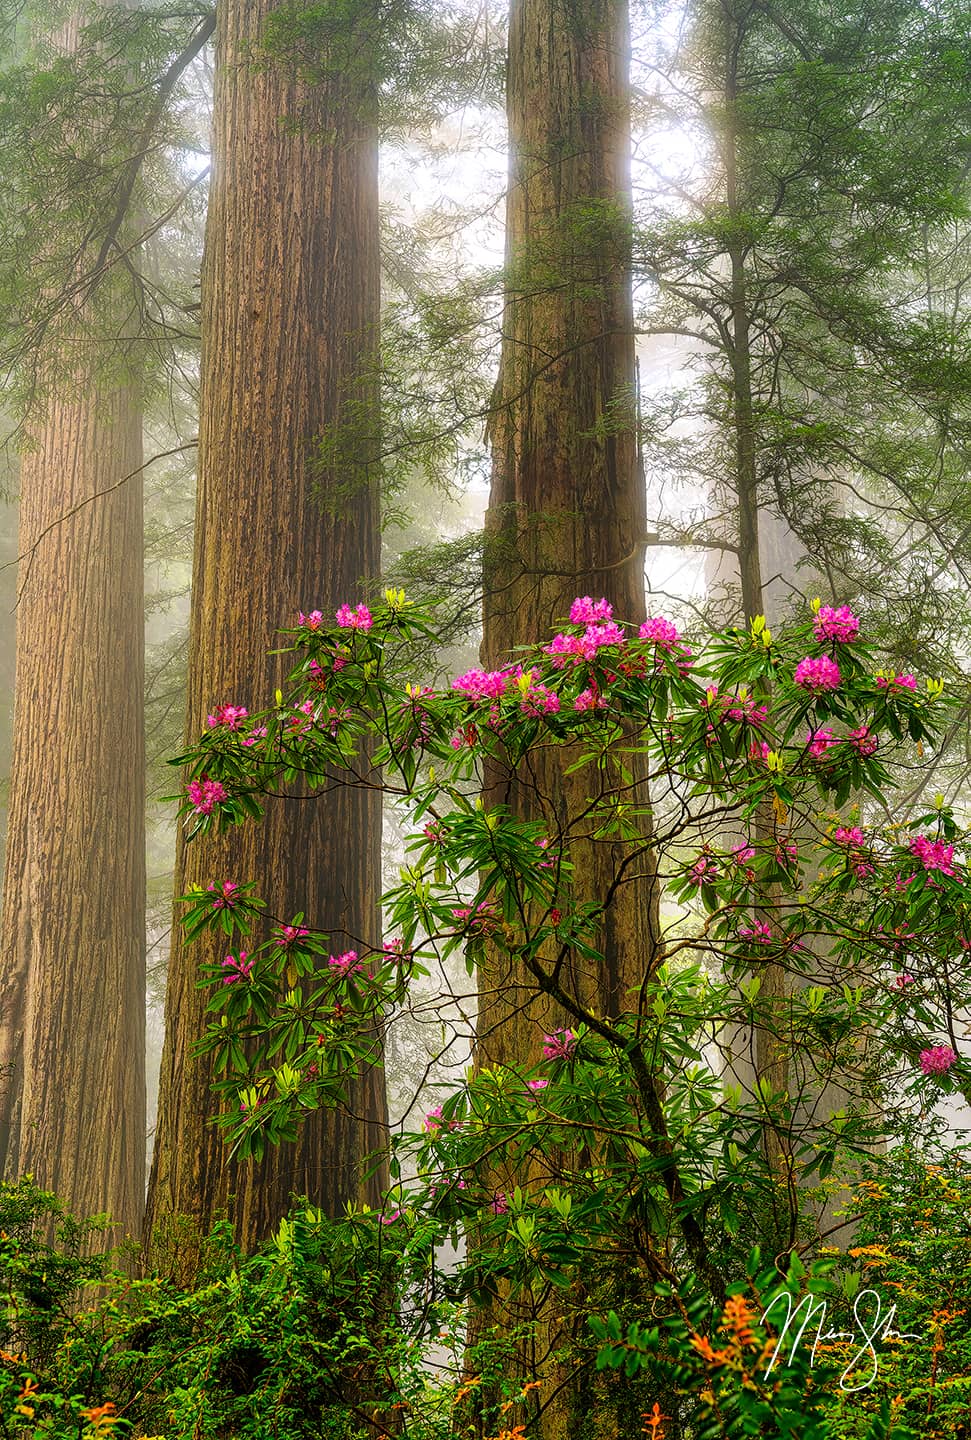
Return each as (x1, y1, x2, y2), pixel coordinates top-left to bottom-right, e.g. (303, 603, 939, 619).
(144, 0, 386, 1266)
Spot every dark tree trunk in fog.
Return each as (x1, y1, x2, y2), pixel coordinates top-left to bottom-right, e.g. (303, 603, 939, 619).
(477, 0, 656, 1430)
(0, 10, 146, 1239)
(0, 384, 146, 1237)
(144, 0, 385, 1264)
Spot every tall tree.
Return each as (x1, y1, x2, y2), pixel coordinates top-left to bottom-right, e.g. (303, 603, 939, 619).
(0, 13, 147, 1237)
(475, 0, 663, 1430)
(145, 0, 386, 1263)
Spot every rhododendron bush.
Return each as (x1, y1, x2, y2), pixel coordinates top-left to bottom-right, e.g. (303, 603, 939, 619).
(168, 593, 969, 1431)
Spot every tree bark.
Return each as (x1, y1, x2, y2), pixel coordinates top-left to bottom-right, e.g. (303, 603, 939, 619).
(476, 1, 655, 1431)
(144, 0, 386, 1266)
(0, 13, 146, 1241)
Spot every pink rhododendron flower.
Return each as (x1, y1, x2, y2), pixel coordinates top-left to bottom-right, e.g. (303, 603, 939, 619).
(451, 901, 499, 933)
(794, 655, 841, 692)
(738, 921, 772, 944)
(423, 1106, 461, 1135)
(207, 880, 241, 909)
(909, 835, 955, 876)
(452, 666, 511, 702)
(241, 725, 267, 749)
(807, 727, 836, 758)
(187, 777, 226, 815)
(274, 924, 310, 946)
(328, 949, 362, 976)
(849, 725, 878, 757)
(688, 856, 717, 886)
(298, 610, 324, 630)
(876, 673, 917, 691)
(570, 596, 613, 624)
(542, 1029, 577, 1062)
(732, 842, 756, 864)
(892, 973, 915, 989)
(574, 685, 607, 712)
(383, 938, 411, 962)
(335, 602, 373, 631)
(490, 1191, 509, 1215)
(639, 616, 680, 650)
(450, 724, 479, 750)
(835, 826, 866, 847)
(546, 620, 625, 666)
(919, 1045, 958, 1076)
(207, 704, 249, 730)
(526, 1079, 549, 1096)
(221, 952, 254, 985)
(380, 1210, 402, 1225)
(813, 605, 860, 644)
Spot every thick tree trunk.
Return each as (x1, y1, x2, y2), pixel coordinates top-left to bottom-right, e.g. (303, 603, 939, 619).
(0, 7, 146, 1239)
(144, 0, 386, 1266)
(0, 381, 146, 1238)
(476, 1, 654, 1432)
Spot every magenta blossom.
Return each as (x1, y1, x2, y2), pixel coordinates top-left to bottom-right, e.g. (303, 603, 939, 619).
(490, 1191, 509, 1215)
(542, 1029, 577, 1062)
(298, 609, 324, 630)
(919, 1045, 958, 1076)
(574, 685, 607, 712)
(794, 655, 841, 692)
(570, 596, 613, 624)
(806, 727, 836, 758)
(834, 825, 865, 847)
(876, 672, 917, 691)
(639, 615, 680, 650)
(328, 949, 362, 976)
(849, 725, 878, 757)
(910, 835, 955, 876)
(688, 855, 718, 886)
(274, 924, 310, 946)
(738, 921, 772, 944)
(813, 605, 860, 644)
(335, 602, 373, 631)
(526, 1079, 549, 1097)
(207, 704, 249, 730)
(221, 952, 254, 985)
(732, 841, 756, 864)
(187, 777, 226, 815)
(207, 880, 241, 909)
(452, 666, 511, 702)
(892, 973, 916, 989)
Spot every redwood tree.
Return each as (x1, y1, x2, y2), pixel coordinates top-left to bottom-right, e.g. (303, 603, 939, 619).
(476, 0, 656, 1426)
(144, 0, 386, 1263)
(0, 15, 146, 1239)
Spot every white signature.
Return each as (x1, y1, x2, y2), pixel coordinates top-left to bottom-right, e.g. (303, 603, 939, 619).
(759, 1288, 921, 1392)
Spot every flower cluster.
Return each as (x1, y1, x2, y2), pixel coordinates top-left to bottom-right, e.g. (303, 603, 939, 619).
(919, 1045, 958, 1076)
(738, 921, 772, 944)
(813, 604, 860, 644)
(207, 704, 249, 730)
(794, 655, 841, 693)
(639, 616, 680, 650)
(328, 950, 362, 976)
(541, 1029, 577, 1062)
(570, 596, 614, 624)
(208, 880, 241, 909)
(876, 672, 917, 691)
(274, 924, 309, 946)
(910, 835, 955, 876)
(335, 602, 373, 631)
(849, 725, 878, 757)
(807, 727, 836, 758)
(221, 952, 254, 985)
(187, 776, 226, 815)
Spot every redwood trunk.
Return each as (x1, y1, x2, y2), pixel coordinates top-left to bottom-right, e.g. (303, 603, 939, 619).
(144, 0, 385, 1263)
(0, 382, 146, 1238)
(477, 0, 652, 1430)
(0, 8, 146, 1238)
